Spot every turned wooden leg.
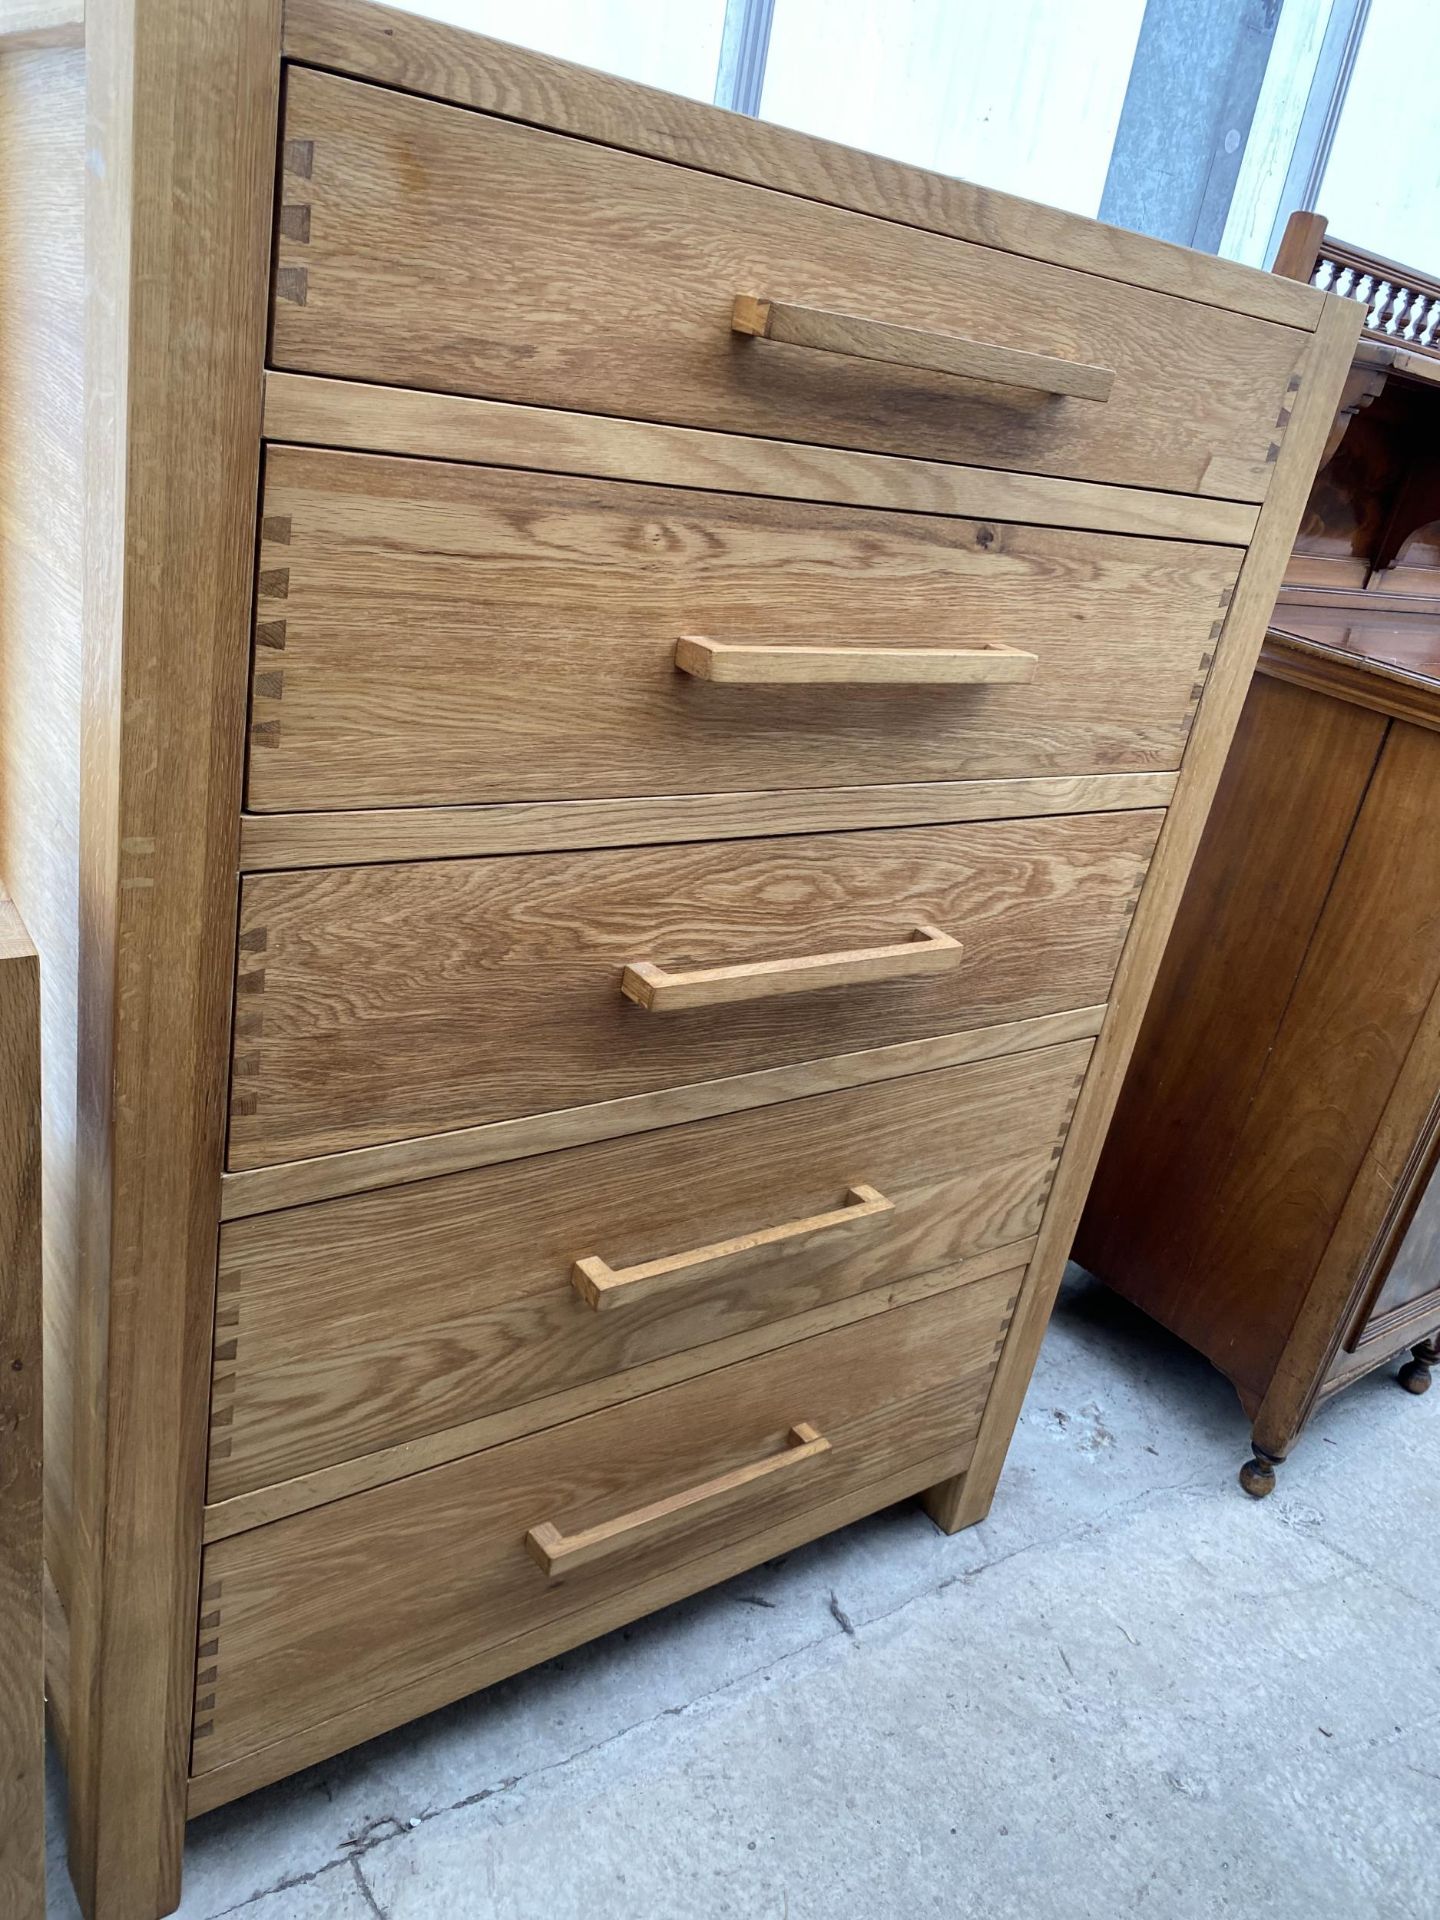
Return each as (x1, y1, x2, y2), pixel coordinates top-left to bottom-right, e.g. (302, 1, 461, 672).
(1398, 1336, 1439, 1395)
(1238, 1441, 1283, 1499)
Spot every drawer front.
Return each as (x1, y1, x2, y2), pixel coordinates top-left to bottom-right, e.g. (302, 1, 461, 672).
(227, 813, 1158, 1168)
(272, 70, 1306, 499)
(192, 1275, 1016, 1777)
(211, 1038, 1089, 1500)
(248, 448, 1238, 812)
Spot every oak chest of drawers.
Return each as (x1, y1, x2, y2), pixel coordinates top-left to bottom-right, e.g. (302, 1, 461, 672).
(0, 4, 1359, 1914)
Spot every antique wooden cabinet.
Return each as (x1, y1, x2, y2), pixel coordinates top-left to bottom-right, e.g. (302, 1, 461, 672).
(1080, 220, 1440, 1497)
(0, 3, 1357, 1914)
(0, 892, 42, 1920)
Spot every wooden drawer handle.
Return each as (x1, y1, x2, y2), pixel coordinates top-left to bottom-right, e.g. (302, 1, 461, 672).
(675, 635, 1038, 686)
(732, 294, 1115, 404)
(572, 1182, 894, 1311)
(524, 1422, 831, 1580)
(620, 924, 963, 1012)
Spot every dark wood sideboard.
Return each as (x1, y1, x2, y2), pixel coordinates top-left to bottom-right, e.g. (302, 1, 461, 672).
(1078, 219, 1440, 1495)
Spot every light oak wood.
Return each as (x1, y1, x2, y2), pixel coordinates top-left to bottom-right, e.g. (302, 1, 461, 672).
(245, 447, 1237, 813)
(573, 1186, 894, 1311)
(262, 373, 1261, 546)
(203, 1240, 1036, 1543)
(673, 636, 1040, 686)
(730, 295, 1114, 403)
(0, 7, 1358, 1892)
(209, 1041, 1087, 1499)
(0, 899, 42, 1920)
(190, 1278, 1016, 1783)
(43, 1565, 68, 1768)
(237, 773, 1179, 872)
(0, 30, 84, 1672)
(280, 0, 1325, 333)
(192, 1429, 998, 1814)
(219, 1005, 1107, 1220)
(272, 68, 1310, 498)
(620, 926, 964, 1012)
(64, 6, 281, 1916)
(228, 814, 1158, 1169)
(526, 1422, 831, 1579)
(1198, 453, 1278, 499)
(924, 291, 1365, 1534)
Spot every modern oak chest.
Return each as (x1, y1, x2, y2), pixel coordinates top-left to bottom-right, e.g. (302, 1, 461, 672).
(0, 3, 1360, 1914)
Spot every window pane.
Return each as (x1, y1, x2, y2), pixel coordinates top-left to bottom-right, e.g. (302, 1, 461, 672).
(1317, 0, 1440, 270)
(381, 1, 727, 100)
(759, 0, 1146, 217)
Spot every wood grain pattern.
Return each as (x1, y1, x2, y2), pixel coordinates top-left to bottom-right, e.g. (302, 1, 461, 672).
(730, 295, 1115, 402)
(571, 1185, 895, 1312)
(210, 1041, 1088, 1500)
(237, 773, 1180, 873)
(66, 5, 281, 1915)
(246, 448, 1238, 813)
(1077, 676, 1389, 1366)
(1352, 1124, 1440, 1340)
(262, 372, 1261, 546)
(923, 290, 1365, 1533)
(191, 1277, 1016, 1781)
(0, 34, 84, 1652)
(220, 1004, 1107, 1220)
(227, 813, 1158, 1169)
(0, 899, 42, 1920)
(525, 1422, 832, 1579)
(191, 1428, 1001, 1814)
(1194, 719, 1440, 1401)
(671, 636, 1040, 686)
(1262, 624, 1440, 735)
(203, 1239, 1035, 1544)
(1277, 972, 1440, 1420)
(279, 0, 1325, 332)
(1085, 686, 1440, 1464)
(272, 68, 1309, 498)
(620, 926, 965, 1012)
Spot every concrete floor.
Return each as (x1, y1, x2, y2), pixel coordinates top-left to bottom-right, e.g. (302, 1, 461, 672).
(46, 1265, 1440, 1919)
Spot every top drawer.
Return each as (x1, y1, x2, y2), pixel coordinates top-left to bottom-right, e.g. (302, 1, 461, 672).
(272, 69, 1308, 501)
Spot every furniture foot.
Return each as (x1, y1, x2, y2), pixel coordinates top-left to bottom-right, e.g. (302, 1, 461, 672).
(920, 1471, 988, 1536)
(1238, 1443, 1282, 1499)
(1397, 1337, 1438, 1395)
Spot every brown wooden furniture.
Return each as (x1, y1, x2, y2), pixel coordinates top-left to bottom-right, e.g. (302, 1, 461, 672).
(1079, 216, 1440, 1497)
(0, 892, 42, 1920)
(0, 5, 1358, 1914)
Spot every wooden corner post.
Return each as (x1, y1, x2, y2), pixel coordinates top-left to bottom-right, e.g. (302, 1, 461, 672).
(66, 3, 281, 1915)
